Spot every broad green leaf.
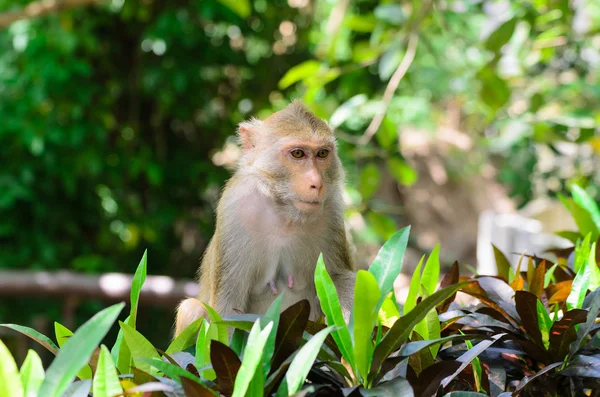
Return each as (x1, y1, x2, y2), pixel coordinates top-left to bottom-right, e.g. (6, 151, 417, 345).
(249, 362, 264, 397)
(329, 95, 368, 129)
(373, 4, 405, 25)
(369, 226, 410, 308)
(0, 339, 24, 397)
(112, 314, 129, 374)
(359, 163, 380, 201)
(314, 254, 355, 366)
(559, 195, 598, 240)
(166, 317, 203, 354)
(536, 300, 552, 350)
(232, 320, 273, 397)
(284, 326, 335, 395)
(478, 68, 510, 111)
(492, 244, 511, 282)
(129, 250, 147, 329)
(194, 319, 216, 379)
(352, 271, 381, 383)
(116, 251, 147, 375)
(567, 251, 592, 310)
(0, 324, 58, 355)
(485, 17, 517, 52)
(261, 292, 283, 375)
(588, 242, 600, 292)
(387, 157, 417, 187)
(544, 263, 559, 288)
(38, 302, 125, 397)
(370, 283, 465, 378)
(421, 244, 440, 295)
(573, 234, 591, 274)
(119, 321, 160, 375)
(571, 184, 600, 234)
(278, 60, 321, 89)
(54, 322, 92, 379)
(569, 288, 600, 359)
(425, 306, 441, 357)
(404, 256, 424, 314)
(20, 350, 44, 397)
(93, 345, 123, 397)
(217, 0, 250, 18)
(366, 211, 397, 240)
(203, 303, 229, 345)
(378, 293, 400, 328)
(378, 40, 403, 81)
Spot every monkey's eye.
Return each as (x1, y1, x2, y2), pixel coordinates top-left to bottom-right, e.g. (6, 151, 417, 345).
(316, 149, 330, 158)
(290, 149, 305, 158)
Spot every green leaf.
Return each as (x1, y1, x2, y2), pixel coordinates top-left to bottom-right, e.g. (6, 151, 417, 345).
(20, 350, 44, 397)
(567, 251, 592, 310)
(359, 163, 380, 201)
(559, 195, 599, 240)
(352, 270, 381, 383)
(571, 184, 600, 234)
(370, 283, 465, 378)
(378, 40, 403, 81)
(210, 340, 241, 396)
(38, 302, 125, 397)
(0, 324, 58, 355)
(314, 253, 355, 367)
(478, 68, 510, 111)
(425, 306, 441, 357)
(369, 226, 410, 308)
(112, 314, 129, 374)
(366, 211, 397, 241)
(464, 338, 482, 392)
(373, 4, 405, 25)
(387, 157, 417, 186)
(93, 345, 123, 397)
(404, 256, 424, 314)
(53, 322, 92, 379)
(195, 319, 216, 379)
(492, 244, 511, 282)
(544, 263, 559, 288)
(129, 250, 147, 329)
(166, 317, 203, 354)
(119, 321, 160, 375)
(217, 0, 251, 18)
(421, 244, 441, 295)
(0, 339, 24, 397)
(232, 320, 273, 397)
(378, 293, 400, 327)
(536, 300, 552, 350)
(278, 61, 321, 89)
(203, 303, 229, 346)
(485, 17, 517, 52)
(285, 326, 335, 395)
(261, 293, 283, 375)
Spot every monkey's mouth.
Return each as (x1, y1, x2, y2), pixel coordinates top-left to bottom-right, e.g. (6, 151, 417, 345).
(293, 199, 322, 212)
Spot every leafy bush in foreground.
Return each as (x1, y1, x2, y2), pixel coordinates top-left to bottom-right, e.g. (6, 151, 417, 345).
(1, 184, 600, 397)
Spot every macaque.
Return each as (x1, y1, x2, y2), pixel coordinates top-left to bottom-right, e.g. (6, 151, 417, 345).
(174, 100, 357, 337)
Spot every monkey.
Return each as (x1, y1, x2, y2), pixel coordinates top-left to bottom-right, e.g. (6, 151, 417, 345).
(174, 100, 357, 337)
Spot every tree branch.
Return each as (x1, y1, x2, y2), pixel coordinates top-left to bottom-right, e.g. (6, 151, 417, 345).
(0, 0, 104, 29)
(358, 32, 419, 146)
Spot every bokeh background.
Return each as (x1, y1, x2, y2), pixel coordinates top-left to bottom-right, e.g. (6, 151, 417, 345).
(1, 0, 599, 364)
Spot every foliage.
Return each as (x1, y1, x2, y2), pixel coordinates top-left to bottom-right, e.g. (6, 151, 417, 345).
(3, 183, 600, 396)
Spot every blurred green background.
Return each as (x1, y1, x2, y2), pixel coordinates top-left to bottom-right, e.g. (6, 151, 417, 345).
(1, 0, 599, 360)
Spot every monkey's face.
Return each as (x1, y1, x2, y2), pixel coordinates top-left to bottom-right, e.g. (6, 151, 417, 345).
(274, 138, 337, 214)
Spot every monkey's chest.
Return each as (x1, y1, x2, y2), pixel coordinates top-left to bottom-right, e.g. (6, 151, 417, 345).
(248, 240, 319, 309)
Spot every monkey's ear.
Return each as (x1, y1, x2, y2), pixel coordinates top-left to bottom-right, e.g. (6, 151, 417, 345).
(238, 118, 263, 151)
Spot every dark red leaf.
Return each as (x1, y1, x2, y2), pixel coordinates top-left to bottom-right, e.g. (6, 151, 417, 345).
(412, 361, 462, 397)
(549, 309, 588, 362)
(210, 340, 241, 396)
(271, 299, 311, 371)
(530, 261, 546, 298)
(181, 377, 218, 397)
(515, 291, 543, 346)
(439, 261, 460, 313)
